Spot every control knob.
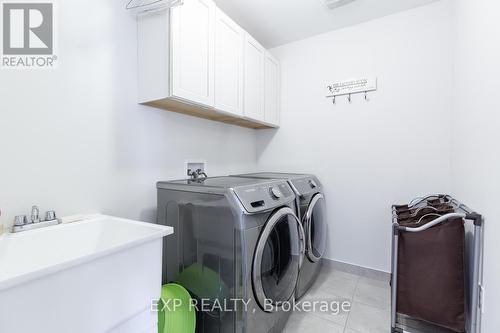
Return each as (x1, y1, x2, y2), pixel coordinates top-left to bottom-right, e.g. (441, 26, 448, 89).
(270, 187, 282, 199)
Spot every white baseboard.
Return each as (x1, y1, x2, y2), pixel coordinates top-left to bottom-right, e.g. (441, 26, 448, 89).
(322, 258, 391, 281)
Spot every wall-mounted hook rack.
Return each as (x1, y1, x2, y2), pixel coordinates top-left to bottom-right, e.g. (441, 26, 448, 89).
(326, 77, 377, 104)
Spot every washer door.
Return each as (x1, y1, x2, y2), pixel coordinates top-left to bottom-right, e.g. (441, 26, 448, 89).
(304, 193, 327, 263)
(253, 207, 303, 311)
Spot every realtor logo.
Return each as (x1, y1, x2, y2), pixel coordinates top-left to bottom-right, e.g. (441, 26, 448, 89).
(1, 2, 57, 68)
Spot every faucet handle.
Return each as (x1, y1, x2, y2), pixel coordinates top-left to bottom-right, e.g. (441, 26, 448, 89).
(196, 169, 208, 179)
(45, 210, 57, 221)
(31, 205, 40, 223)
(14, 215, 28, 226)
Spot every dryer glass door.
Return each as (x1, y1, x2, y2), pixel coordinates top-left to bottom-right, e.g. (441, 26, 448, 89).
(253, 207, 302, 311)
(304, 193, 327, 262)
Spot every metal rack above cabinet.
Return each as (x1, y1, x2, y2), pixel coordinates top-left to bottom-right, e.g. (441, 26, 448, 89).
(126, 0, 183, 14)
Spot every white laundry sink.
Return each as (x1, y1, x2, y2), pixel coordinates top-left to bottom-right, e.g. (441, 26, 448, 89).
(0, 215, 173, 333)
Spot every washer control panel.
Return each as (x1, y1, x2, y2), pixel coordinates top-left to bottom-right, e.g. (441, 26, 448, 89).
(270, 187, 282, 199)
(233, 181, 295, 213)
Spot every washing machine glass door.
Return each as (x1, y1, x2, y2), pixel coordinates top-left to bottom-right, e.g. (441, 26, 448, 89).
(304, 193, 327, 263)
(253, 207, 303, 311)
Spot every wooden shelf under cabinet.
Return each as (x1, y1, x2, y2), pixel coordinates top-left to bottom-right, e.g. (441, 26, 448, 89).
(144, 99, 276, 129)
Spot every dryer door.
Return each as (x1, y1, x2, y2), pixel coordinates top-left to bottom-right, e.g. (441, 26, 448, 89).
(253, 207, 303, 311)
(304, 193, 327, 263)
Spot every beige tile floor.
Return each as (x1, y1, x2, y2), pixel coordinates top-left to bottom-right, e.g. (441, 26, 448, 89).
(283, 266, 391, 333)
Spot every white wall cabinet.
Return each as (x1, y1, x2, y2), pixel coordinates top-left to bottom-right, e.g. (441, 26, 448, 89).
(171, 0, 215, 107)
(264, 52, 280, 125)
(243, 33, 266, 122)
(214, 9, 244, 116)
(138, 0, 280, 129)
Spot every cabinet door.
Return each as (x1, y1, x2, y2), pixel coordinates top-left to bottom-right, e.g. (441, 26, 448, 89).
(171, 0, 215, 107)
(264, 53, 280, 126)
(243, 33, 265, 121)
(214, 9, 244, 115)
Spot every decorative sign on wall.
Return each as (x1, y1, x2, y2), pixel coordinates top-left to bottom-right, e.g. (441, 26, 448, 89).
(326, 77, 377, 104)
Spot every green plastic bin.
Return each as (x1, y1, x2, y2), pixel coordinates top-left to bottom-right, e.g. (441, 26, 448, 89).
(158, 283, 196, 333)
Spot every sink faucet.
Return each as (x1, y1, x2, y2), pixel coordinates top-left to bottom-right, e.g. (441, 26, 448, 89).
(12, 205, 59, 233)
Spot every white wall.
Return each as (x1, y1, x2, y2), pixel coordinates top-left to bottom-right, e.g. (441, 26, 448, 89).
(257, 1, 454, 272)
(450, 0, 500, 331)
(3, 5, 497, 330)
(0, 0, 257, 227)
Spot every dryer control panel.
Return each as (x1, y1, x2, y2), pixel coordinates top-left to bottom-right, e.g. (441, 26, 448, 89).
(289, 176, 322, 197)
(233, 181, 295, 214)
